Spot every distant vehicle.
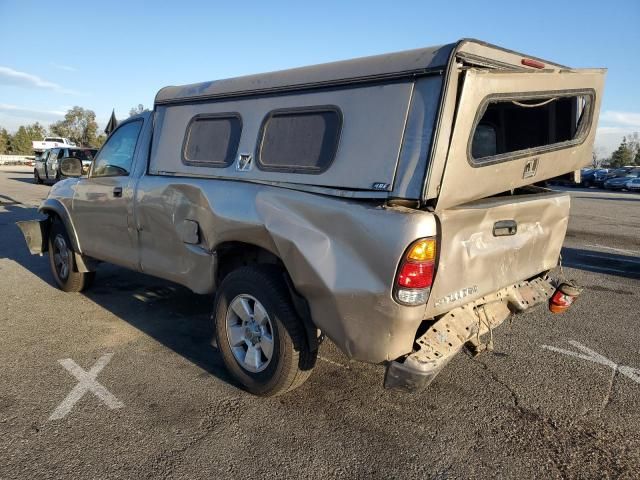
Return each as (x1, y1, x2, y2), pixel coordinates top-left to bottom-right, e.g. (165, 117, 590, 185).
(603, 169, 640, 190)
(34, 147, 97, 184)
(32, 136, 76, 153)
(594, 166, 634, 187)
(626, 177, 640, 192)
(580, 168, 608, 187)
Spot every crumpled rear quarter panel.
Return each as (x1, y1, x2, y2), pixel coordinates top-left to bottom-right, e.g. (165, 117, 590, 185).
(135, 176, 437, 363)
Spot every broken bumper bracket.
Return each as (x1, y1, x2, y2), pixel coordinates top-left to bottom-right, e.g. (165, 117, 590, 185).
(384, 276, 556, 392)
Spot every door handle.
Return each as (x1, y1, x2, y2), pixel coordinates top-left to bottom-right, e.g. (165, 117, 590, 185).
(113, 187, 123, 198)
(493, 220, 517, 237)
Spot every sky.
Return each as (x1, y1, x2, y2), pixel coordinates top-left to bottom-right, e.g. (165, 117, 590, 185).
(1, 0, 639, 156)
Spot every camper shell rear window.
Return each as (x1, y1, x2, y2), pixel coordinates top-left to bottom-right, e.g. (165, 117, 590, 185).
(469, 90, 594, 166)
(257, 106, 342, 174)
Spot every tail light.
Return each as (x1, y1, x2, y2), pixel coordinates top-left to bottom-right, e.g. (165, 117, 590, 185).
(394, 238, 436, 306)
(549, 282, 582, 314)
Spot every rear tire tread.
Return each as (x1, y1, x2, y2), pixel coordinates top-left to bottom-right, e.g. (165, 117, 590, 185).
(214, 265, 316, 396)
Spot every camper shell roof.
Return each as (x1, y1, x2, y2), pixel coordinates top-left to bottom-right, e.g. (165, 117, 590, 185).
(154, 39, 565, 105)
(155, 44, 452, 105)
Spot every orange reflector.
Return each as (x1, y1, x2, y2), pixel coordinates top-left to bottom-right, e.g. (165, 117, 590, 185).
(407, 239, 436, 262)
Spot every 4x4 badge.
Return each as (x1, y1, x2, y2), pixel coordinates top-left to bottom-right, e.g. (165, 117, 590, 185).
(237, 154, 253, 172)
(522, 158, 539, 179)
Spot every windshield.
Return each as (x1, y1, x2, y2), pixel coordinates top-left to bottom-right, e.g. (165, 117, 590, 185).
(67, 149, 97, 161)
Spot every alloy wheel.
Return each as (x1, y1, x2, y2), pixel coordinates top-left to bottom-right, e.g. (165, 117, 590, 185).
(225, 294, 275, 373)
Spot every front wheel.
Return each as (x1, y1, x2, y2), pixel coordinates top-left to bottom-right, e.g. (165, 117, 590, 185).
(48, 218, 95, 292)
(213, 265, 316, 396)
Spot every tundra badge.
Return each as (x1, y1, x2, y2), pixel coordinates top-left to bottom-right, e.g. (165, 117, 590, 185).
(522, 158, 539, 179)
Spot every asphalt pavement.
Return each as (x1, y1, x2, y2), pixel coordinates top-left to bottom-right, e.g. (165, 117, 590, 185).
(1, 166, 639, 479)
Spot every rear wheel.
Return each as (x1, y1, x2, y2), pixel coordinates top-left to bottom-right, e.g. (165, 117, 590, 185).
(213, 265, 316, 396)
(48, 218, 95, 292)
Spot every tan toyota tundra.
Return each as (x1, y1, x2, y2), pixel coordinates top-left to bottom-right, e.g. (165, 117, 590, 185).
(18, 39, 605, 396)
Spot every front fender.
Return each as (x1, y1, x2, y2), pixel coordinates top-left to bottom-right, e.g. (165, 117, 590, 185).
(16, 219, 49, 255)
(38, 198, 81, 253)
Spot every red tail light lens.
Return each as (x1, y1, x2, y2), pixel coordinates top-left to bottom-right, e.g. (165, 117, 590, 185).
(397, 262, 434, 289)
(394, 238, 436, 306)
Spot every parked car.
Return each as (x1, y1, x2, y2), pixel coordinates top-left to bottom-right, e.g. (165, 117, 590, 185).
(626, 177, 640, 192)
(594, 166, 635, 187)
(34, 147, 97, 184)
(17, 39, 605, 396)
(603, 169, 640, 190)
(580, 168, 608, 187)
(32, 136, 76, 154)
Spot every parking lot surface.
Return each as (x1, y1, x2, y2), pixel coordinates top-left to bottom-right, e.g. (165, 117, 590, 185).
(1, 165, 639, 479)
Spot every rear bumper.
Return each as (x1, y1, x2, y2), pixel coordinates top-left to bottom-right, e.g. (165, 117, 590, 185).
(384, 275, 556, 392)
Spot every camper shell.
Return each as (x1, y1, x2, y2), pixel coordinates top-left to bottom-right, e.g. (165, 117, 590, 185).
(152, 39, 603, 209)
(18, 39, 605, 395)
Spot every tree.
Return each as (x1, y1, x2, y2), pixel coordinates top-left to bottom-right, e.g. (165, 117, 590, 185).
(609, 137, 634, 168)
(25, 122, 47, 142)
(129, 104, 148, 117)
(0, 127, 10, 154)
(94, 134, 106, 148)
(626, 132, 640, 164)
(635, 147, 640, 166)
(50, 106, 100, 147)
(10, 126, 33, 154)
(7, 122, 47, 154)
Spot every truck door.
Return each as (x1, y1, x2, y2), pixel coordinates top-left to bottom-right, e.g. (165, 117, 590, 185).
(36, 150, 49, 179)
(46, 148, 60, 180)
(71, 119, 144, 269)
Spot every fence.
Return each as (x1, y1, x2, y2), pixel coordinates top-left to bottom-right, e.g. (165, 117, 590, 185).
(0, 155, 35, 165)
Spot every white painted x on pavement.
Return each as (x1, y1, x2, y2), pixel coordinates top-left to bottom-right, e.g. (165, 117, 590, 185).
(541, 340, 640, 385)
(49, 353, 124, 421)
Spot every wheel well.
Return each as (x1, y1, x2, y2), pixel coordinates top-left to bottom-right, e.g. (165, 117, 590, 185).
(215, 242, 283, 285)
(215, 242, 320, 352)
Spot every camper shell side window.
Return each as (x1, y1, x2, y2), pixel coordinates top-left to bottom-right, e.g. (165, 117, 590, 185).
(182, 113, 243, 168)
(256, 106, 342, 174)
(469, 89, 595, 166)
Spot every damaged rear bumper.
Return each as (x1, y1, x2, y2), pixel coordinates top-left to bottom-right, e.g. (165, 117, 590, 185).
(384, 276, 555, 392)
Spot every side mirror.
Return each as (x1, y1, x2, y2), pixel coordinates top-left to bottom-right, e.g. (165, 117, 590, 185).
(59, 157, 83, 177)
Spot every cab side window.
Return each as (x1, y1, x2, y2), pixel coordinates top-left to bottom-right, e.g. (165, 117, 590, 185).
(92, 121, 143, 177)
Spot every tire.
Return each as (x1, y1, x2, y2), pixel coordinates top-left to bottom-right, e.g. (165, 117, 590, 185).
(48, 218, 95, 292)
(213, 265, 316, 396)
(55, 169, 61, 182)
(34, 169, 43, 184)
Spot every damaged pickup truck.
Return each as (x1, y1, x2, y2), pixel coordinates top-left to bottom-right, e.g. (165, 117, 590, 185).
(18, 39, 605, 396)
